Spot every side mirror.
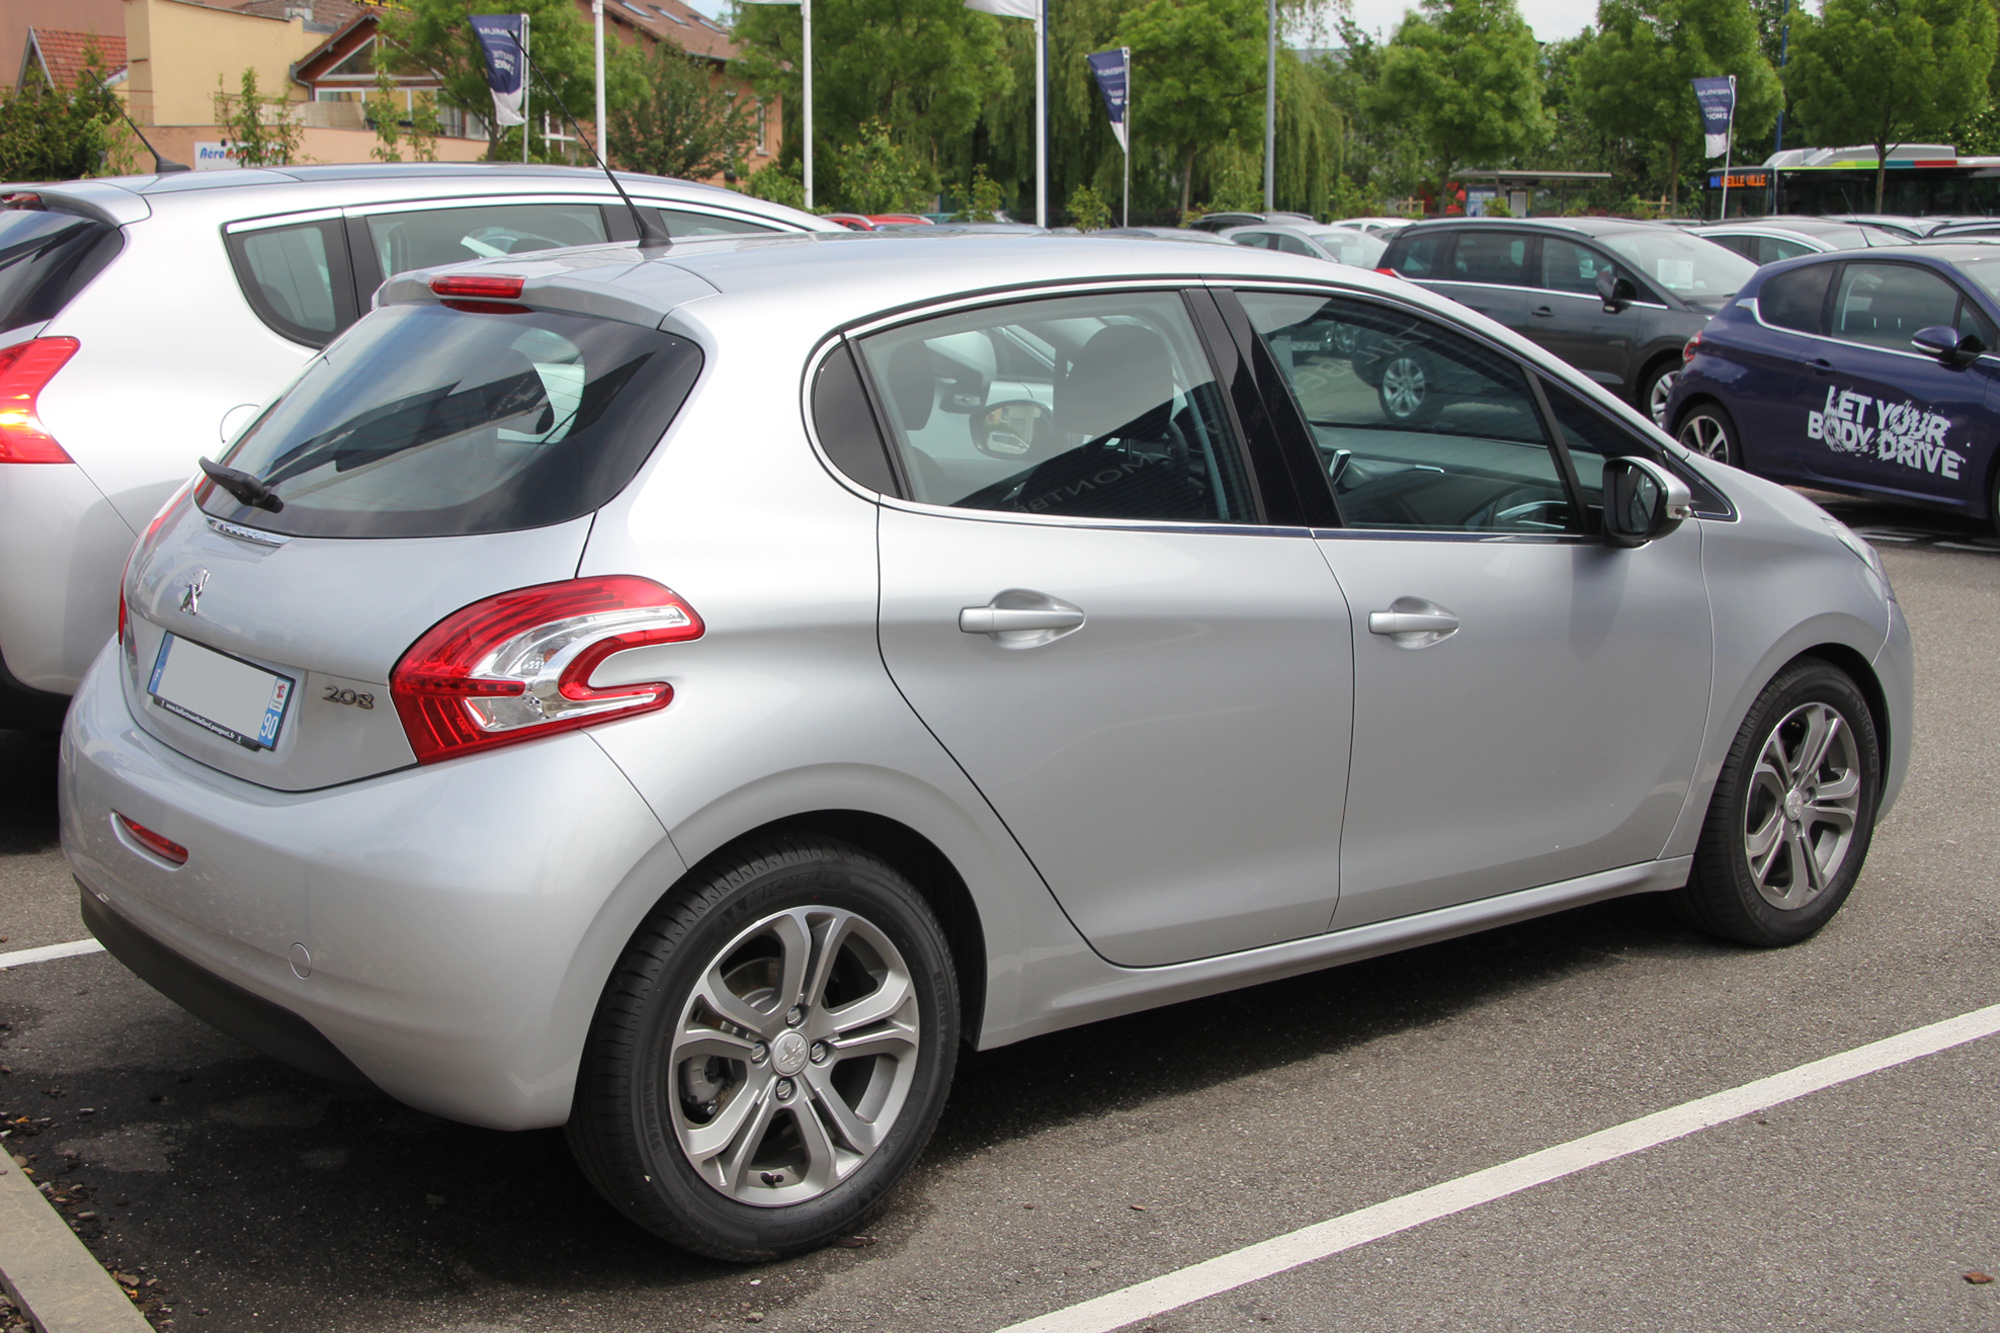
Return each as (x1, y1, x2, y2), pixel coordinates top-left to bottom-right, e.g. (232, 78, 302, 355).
(1601, 456, 1693, 548)
(1595, 268, 1638, 312)
(1910, 324, 1984, 367)
(971, 399, 1053, 459)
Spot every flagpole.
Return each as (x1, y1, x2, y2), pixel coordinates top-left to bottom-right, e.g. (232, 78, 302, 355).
(1122, 48, 1131, 227)
(1035, 0, 1047, 227)
(1720, 75, 1735, 220)
(594, 0, 605, 164)
(1263, 0, 1275, 213)
(521, 12, 531, 162)
(803, 0, 814, 210)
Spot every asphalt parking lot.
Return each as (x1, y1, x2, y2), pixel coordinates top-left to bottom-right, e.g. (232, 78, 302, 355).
(2, 494, 1997, 1333)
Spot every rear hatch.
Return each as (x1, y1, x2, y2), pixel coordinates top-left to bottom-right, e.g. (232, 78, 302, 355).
(123, 298, 702, 790)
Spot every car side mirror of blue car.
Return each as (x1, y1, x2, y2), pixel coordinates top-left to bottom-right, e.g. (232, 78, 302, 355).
(1910, 325, 1984, 367)
(1601, 456, 1694, 548)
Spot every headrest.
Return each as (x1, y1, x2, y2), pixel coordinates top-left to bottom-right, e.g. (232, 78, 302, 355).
(1056, 324, 1175, 439)
(885, 341, 936, 432)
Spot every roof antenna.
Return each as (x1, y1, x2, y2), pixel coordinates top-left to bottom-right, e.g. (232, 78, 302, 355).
(508, 32, 669, 251)
(94, 72, 189, 173)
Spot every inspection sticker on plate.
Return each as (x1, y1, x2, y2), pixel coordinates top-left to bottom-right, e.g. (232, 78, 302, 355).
(147, 633, 295, 751)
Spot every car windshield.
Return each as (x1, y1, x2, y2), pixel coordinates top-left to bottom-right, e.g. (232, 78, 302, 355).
(199, 303, 702, 539)
(1599, 228, 1755, 302)
(1305, 229, 1388, 267)
(1945, 255, 2000, 305)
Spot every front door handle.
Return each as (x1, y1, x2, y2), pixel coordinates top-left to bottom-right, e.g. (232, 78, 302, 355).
(959, 606, 1085, 634)
(1367, 598, 1460, 648)
(1808, 357, 1834, 375)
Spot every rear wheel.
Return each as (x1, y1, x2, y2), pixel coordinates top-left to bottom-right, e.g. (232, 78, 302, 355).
(1676, 400, 1740, 468)
(567, 836, 958, 1260)
(1672, 660, 1879, 947)
(1640, 359, 1679, 426)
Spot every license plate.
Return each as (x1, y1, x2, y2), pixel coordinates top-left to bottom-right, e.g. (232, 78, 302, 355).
(147, 633, 296, 751)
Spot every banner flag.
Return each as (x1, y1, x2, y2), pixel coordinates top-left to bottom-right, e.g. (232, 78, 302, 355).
(1087, 48, 1130, 153)
(470, 15, 527, 127)
(964, 0, 1038, 19)
(1692, 75, 1736, 158)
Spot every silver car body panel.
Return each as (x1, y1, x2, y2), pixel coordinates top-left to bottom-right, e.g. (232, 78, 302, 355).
(62, 234, 1913, 1131)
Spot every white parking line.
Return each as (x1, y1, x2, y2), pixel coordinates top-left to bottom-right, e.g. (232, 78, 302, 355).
(996, 1001, 2000, 1333)
(0, 938, 105, 970)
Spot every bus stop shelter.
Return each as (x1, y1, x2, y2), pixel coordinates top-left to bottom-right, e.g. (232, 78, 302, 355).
(1450, 170, 1612, 218)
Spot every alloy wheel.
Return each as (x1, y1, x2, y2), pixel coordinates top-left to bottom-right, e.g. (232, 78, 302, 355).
(1742, 701, 1862, 911)
(1648, 368, 1679, 425)
(1678, 412, 1731, 462)
(671, 905, 920, 1207)
(1381, 356, 1427, 418)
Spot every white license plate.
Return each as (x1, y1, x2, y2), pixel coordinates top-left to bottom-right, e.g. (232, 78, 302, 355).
(147, 633, 296, 751)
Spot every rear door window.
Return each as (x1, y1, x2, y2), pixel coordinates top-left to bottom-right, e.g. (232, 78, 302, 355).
(200, 303, 701, 539)
(1757, 263, 1832, 334)
(1451, 230, 1530, 285)
(225, 218, 357, 348)
(855, 291, 1258, 523)
(1395, 230, 1453, 278)
(362, 203, 609, 277)
(0, 207, 122, 336)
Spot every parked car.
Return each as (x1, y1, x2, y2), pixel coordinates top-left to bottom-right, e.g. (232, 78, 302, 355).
(1823, 214, 1960, 239)
(1221, 222, 1388, 268)
(1379, 217, 1757, 425)
(0, 163, 835, 729)
(1666, 242, 2000, 533)
(65, 229, 1908, 1261)
(1089, 225, 1235, 243)
(1187, 209, 1315, 232)
(1692, 216, 1901, 264)
(824, 213, 876, 231)
(1334, 215, 1415, 240)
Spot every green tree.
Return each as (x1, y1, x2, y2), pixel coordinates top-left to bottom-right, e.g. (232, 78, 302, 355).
(829, 119, 936, 212)
(1373, 0, 1549, 211)
(368, 42, 445, 163)
(377, 0, 606, 162)
(213, 68, 303, 168)
(953, 164, 1006, 220)
(610, 42, 757, 179)
(1789, 0, 1997, 210)
(1067, 181, 1113, 228)
(0, 43, 122, 181)
(1114, 0, 1265, 216)
(743, 159, 805, 207)
(1571, 0, 1782, 212)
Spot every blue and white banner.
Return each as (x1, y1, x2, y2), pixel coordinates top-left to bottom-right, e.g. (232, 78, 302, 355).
(1691, 75, 1736, 158)
(1087, 48, 1130, 153)
(470, 14, 528, 128)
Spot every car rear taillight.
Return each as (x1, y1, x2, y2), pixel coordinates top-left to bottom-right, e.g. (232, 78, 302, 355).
(121, 478, 195, 646)
(1374, 266, 1398, 276)
(116, 813, 188, 866)
(0, 337, 80, 463)
(390, 575, 703, 764)
(430, 274, 525, 299)
(1682, 332, 1702, 363)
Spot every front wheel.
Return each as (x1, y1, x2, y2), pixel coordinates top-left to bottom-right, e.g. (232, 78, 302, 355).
(1377, 354, 1439, 423)
(567, 836, 959, 1260)
(1672, 660, 1879, 947)
(1640, 360, 1679, 426)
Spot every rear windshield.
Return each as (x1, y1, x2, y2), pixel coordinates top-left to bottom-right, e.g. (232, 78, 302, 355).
(0, 208, 121, 335)
(200, 303, 702, 539)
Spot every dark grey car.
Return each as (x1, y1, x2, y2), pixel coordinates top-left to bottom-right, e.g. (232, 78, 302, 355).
(1380, 218, 1757, 423)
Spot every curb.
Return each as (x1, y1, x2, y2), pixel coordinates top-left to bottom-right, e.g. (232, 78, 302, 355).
(0, 1160, 153, 1333)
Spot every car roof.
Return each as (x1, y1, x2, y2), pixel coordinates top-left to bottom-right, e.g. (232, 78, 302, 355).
(1696, 216, 1885, 237)
(1391, 216, 1688, 238)
(11, 163, 832, 230)
(380, 229, 1427, 330)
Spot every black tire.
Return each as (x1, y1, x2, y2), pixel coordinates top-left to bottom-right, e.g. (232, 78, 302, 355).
(1638, 357, 1680, 427)
(1675, 399, 1740, 468)
(567, 836, 959, 1261)
(1672, 660, 1880, 947)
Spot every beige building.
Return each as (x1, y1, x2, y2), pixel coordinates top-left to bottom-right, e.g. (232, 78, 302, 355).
(10, 0, 780, 178)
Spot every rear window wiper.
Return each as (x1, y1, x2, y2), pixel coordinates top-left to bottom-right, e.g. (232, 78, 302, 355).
(199, 456, 283, 512)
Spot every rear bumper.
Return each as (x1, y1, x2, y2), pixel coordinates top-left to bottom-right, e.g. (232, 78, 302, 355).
(60, 644, 685, 1129)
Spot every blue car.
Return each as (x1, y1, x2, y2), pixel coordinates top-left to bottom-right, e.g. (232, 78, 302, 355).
(1664, 243, 2000, 533)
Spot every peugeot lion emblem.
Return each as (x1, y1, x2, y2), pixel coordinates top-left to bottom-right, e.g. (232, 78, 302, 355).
(179, 569, 209, 617)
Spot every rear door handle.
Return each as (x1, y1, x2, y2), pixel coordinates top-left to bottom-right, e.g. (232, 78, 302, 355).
(1531, 305, 1555, 318)
(1368, 611, 1459, 635)
(959, 606, 1085, 634)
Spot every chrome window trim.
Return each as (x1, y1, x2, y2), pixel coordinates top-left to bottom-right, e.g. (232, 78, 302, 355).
(223, 208, 346, 234)
(1751, 257, 1996, 361)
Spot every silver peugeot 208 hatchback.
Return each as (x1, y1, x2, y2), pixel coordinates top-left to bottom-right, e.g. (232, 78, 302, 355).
(62, 231, 1912, 1261)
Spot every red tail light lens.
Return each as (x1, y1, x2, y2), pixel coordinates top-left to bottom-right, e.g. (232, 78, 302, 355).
(0, 337, 79, 463)
(116, 813, 188, 866)
(390, 575, 703, 764)
(1682, 332, 1702, 363)
(430, 274, 525, 300)
(1374, 266, 1398, 276)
